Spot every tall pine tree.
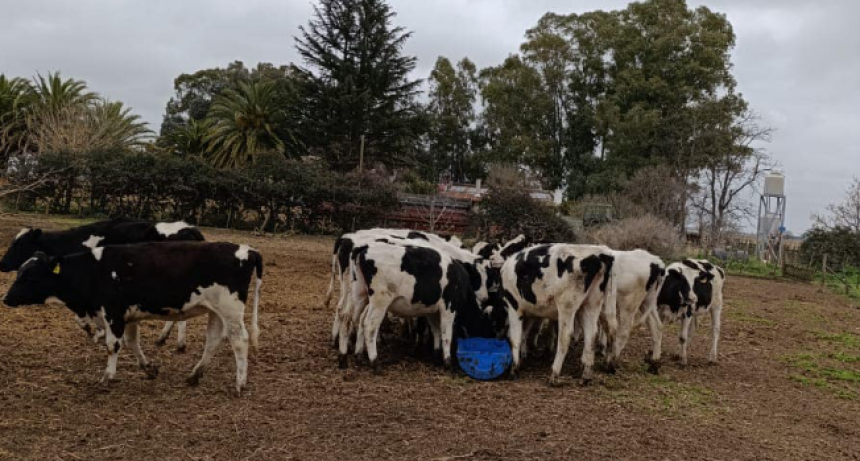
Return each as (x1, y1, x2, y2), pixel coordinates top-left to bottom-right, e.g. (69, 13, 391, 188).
(295, 0, 424, 171)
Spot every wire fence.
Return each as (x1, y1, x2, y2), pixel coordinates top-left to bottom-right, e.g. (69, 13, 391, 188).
(700, 242, 860, 301)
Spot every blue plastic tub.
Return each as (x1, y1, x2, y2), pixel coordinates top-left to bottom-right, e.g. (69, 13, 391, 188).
(456, 338, 513, 381)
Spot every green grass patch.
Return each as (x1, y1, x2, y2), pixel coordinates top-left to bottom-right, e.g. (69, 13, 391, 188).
(726, 310, 776, 326)
(783, 351, 860, 400)
(599, 369, 721, 416)
(815, 332, 860, 349)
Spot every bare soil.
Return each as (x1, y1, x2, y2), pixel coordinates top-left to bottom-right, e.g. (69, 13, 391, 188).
(1, 214, 859, 460)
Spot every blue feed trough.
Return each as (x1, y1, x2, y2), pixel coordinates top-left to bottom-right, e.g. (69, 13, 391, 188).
(456, 338, 512, 380)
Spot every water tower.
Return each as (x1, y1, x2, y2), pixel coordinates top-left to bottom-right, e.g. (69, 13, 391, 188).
(756, 172, 786, 265)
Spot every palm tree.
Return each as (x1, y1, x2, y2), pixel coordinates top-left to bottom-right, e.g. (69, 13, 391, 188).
(0, 75, 35, 163)
(88, 99, 151, 150)
(29, 71, 97, 115)
(164, 118, 211, 157)
(204, 80, 285, 168)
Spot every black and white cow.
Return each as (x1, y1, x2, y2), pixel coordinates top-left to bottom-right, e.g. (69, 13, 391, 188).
(653, 259, 725, 366)
(0, 218, 205, 348)
(472, 241, 501, 260)
(489, 234, 531, 267)
(337, 235, 500, 366)
(2, 242, 262, 395)
(596, 249, 666, 373)
(346, 241, 499, 373)
(326, 229, 473, 348)
(500, 244, 616, 384)
(323, 228, 462, 310)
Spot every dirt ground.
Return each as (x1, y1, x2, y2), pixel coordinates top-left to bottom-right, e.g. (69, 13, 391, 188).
(1, 214, 859, 460)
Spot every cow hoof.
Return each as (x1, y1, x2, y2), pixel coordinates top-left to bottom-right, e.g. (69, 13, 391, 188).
(176, 344, 187, 354)
(580, 378, 593, 387)
(508, 368, 519, 380)
(603, 362, 617, 375)
(230, 386, 244, 398)
(708, 360, 718, 366)
(155, 338, 166, 348)
(371, 362, 383, 376)
(338, 354, 348, 369)
(548, 376, 563, 387)
(186, 373, 202, 387)
(647, 361, 662, 375)
(143, 364, 160, 379)
(99, 374, 115, 386)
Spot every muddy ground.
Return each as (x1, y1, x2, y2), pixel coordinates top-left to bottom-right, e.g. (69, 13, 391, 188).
(0, 214, 859, 460)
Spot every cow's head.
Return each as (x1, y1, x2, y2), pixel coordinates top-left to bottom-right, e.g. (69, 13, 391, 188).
(692, 270, 715, 308)
(657, 268, 697, 314)
(0, 228, 42, 272)
(3, 252, 62, 307)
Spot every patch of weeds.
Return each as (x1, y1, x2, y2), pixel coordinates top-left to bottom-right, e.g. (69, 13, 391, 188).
(727, 311, 776, 326)
(815, 332, 860, 349)
(783, 352, 860, 400)
(600, 371, 721, 417)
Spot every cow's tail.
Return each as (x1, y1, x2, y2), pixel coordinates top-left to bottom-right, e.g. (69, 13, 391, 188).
(324, 238, 343, 308)
(600, 253, 619, 361)
(250, 249, 264, 349)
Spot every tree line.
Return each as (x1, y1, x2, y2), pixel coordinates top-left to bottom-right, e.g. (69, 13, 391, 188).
(1, 0, 774, 241)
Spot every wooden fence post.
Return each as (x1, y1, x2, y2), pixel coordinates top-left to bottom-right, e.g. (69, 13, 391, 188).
(821, 254, 828, 287)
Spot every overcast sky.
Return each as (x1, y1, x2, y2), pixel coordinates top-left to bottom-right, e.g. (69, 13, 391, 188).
(2, 0, 857, 233)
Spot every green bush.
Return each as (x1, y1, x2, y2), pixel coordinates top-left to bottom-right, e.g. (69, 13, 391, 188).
(4, 150, 399, 234)
(475, 185, 575, 242)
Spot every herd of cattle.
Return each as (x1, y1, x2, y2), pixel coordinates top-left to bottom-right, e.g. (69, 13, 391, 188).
(0, 218, 262, 395)
(0, 219, 725, 395)
(327, 228, 725, 385)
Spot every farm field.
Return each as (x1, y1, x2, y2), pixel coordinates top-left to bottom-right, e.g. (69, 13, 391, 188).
(1, 214, 859, 460)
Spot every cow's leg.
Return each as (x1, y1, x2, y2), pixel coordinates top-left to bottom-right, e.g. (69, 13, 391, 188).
(156, 321, 174, 347)
(73, 313, 95, 338)
(645, 310, 664, 373)
(678, 315, 693, 366)
(578, 303, 602, 384)
(709, 304, 722, 364)
(439, 310, 456, 370)
(550, 306, 575, 386)
(362, 298, 390, 375)
(521, 317, 537, 361)
(124, 322, 159, 379)
(177, 321, 187, 352)
(331, 311, 341, 349)
(353, 299, 370, 358)
(222, 311, 250, 396)
(426, 315, 442, 364)
(188, 314, 225, 386)
(100, 311, 126, 384)
(612, 307, 634, 366)
(506, 307, 524, 378)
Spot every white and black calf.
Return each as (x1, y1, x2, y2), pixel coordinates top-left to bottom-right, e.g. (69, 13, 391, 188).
(500, 244, 616, 384)
(0, 218, 204, 349)
(327, 229, 477, 348)
(596, 250, 666, 373)
(346, 241, 499, 373)
(3, 242, 262, 395)
(654, 259, 724, 366)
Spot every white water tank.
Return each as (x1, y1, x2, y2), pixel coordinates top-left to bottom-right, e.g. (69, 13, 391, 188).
(764, 172, 785, 196)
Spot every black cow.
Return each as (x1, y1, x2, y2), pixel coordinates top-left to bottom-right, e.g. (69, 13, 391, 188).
(0, 218, 204, 347)
(0, 218, 204, 272)
(3, 241, 262, 395)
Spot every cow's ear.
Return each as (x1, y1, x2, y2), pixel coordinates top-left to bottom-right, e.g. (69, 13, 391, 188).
(699, 271, 714, 282)
(48, 256, 62, 275)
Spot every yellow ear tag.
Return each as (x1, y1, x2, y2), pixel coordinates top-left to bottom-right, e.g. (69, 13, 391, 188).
(53, 264, 61, 275)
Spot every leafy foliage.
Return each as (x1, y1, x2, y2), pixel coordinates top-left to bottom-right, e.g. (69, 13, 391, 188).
(476, 185, 575, 243)
(204, 81, 287, 168)
(802, 227, 860, 271)
(4, 150, 398, 234)
(295, 0, 424, 170)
